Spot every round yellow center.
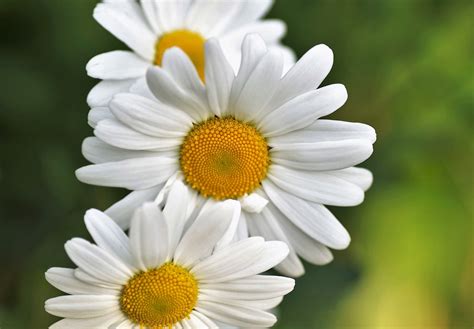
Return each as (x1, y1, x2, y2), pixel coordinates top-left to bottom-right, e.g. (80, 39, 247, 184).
(154, 29, 206, 81)
(120, 263, 198, 328)
(180, 116, 270, 200)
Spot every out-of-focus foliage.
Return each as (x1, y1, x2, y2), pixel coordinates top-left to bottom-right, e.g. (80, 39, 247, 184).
(0, 0, 472, 328)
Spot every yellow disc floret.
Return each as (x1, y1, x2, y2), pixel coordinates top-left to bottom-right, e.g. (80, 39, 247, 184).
(120, 263, 198, 328)
(180, 116, 270, 200)
(154, 30, 206, 81)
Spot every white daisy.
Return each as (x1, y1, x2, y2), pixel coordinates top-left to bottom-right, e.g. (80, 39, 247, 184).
(87, 0, 294, 109)
(45, 181, 293, 328)
(76, 34, 376, 277)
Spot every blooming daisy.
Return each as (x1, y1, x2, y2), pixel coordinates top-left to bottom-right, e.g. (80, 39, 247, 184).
(76, 34, 376, 277)
(87, 0, 294, 109)
(45, 181, 293, 328)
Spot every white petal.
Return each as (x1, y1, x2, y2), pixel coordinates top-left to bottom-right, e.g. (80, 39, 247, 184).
(220, 19, 286, 49)
(45, 268, 118, 296)
(264, 44, 334, 111)
(105, 186, 162, 230)
(214, 202, 242, 250)
(93, 2, 155, 60)
(205, 39, 234, 116)
(146, 66, 211, 121)
(75, 156, 177, 190)
(247, 208, 305, 278)
(327, 167, 374, 192)
(258, 84, 348, 136)
(82, 137, 163, 164)
(74, 269, 120, 290)
(266, 202, 333, 265)
(129, 202, 169, 270)
(262, 180, 350, 249)
(271, 44, 296, 74)
(239, 193, 268, 213)
(87, 79, 136, 108)
(232, 49, 283, 123)
(65, 238, 132, 285)
(185, 0, 243, 36)
(88, 107, 114, 128)
(269, 119, 377, 145)
(219, 0, 273, 32)
(48, 311, 123, 329)
(162, 47, 205, 97)
(45, 295, 118, 319)
(163, 180, 194, 255)
(200, 275, 294, 301)
(234, 212, 249, 241)
(268, 165, 365, 206)
(87, 50, 149, 80)
(174, 200, 239, 268)
(192, 238, 289, 283)
(95, 119, 182, 151)
(110, 93, 193, 137)
(84, 209, 134, 267)
(229, 34, 267, 107)
(192, 311, 219, 328)
(271, 138, 374, 171)
(199, 295, 282, 311)
(196, 300, 276, 328)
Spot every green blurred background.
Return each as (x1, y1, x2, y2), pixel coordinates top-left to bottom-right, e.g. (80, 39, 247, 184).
(0, 0, 472, 328)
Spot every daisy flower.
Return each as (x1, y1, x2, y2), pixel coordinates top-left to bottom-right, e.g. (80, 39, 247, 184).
(87, 0, 294, 109)
(45, 181, 293, 328)
(76, 34, 376, 277)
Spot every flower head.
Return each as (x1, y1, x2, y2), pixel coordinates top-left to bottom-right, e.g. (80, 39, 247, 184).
(45, 181, 293, 328)
(87, 0, 294, 109)
(77, 34, 376, 277)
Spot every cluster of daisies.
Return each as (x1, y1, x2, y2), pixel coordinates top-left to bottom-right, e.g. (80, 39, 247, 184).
(45, 1, 376, 328)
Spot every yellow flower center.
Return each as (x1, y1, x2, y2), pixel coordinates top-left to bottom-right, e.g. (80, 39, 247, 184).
(120, 263, 198, 328)
(154, 29, 206, 81)
(180, 116, 270, 200)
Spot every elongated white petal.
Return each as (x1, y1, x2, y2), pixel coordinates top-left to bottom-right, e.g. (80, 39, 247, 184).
(105, 186, 162, 230)
(95, 119, 182, 151)
(259, 84, 348, 136)
(262, 180, 350, 249)
(45, 295, 119, 319)
(110, 93, 193, 137)
(196, 300, 276, 328)
(84, 209, 134, 267)
(200, 275, 294, 301)
(93, 2, 155, 60)
(247, 209, 305, 278)
(45, 268, 118, 296)
(146, 66, 210, 122)
(88, 107, 114, 128)
(192, 311, 219, 328)
(233, 49, 283, 122)
(163, 180, 195, 255)
(87, 50, 149, 80)
(220, 19, 286, 49)
(76, 157, 177, 190)
(65, 238, 132, 285)
(264, 44, 334, 111)
(162, 47, 205, 97)
(82, 137, 163, 164)
(328, 167, 374, 191)
(87, 79, 136, 108)
(271, 139, 374, 171)
(268, 165, 365, 206)
(174, 200, 239, 268)
(49, 311, 124, 329)
(229, 34, 267, 109)
(269, 119, 377, 145)
(193, 239, 289, 283)
(129, 203, 169, 270)
(205, 39, 234, 116)
(266, 202, 333, 265)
